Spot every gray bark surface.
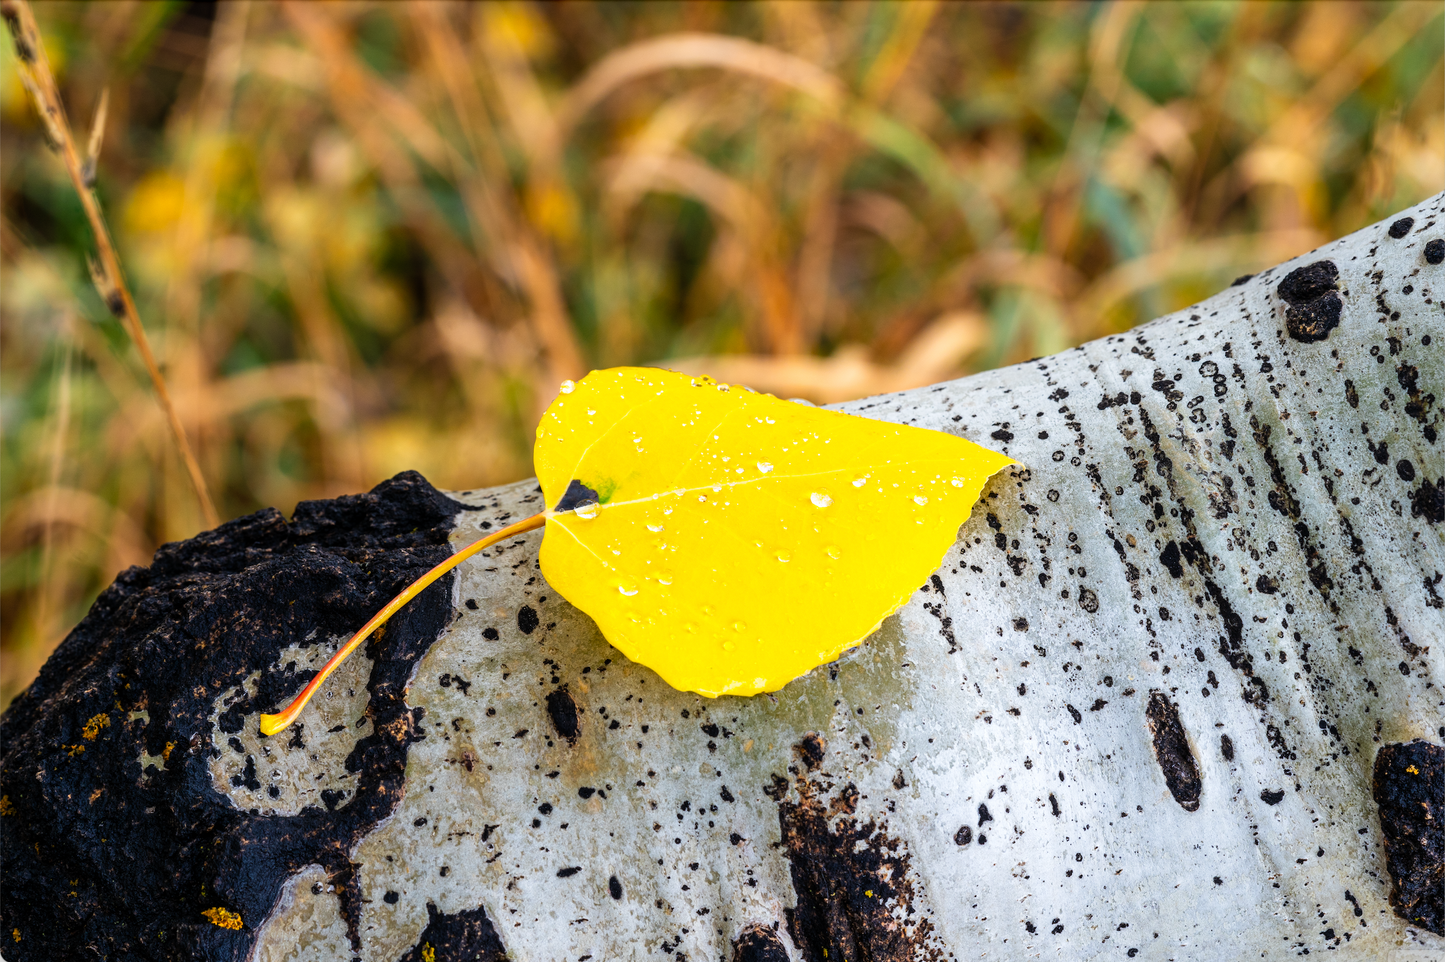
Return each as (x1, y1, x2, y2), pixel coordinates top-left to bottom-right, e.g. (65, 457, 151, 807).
(246, 195, 1443, 961)
(3, 197, 1441, 962)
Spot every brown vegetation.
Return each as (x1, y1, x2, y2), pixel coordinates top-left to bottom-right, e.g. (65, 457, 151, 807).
(1, 1, 1440, 706)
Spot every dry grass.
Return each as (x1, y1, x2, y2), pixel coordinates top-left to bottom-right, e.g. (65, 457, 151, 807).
(2, 1, 1441, 707)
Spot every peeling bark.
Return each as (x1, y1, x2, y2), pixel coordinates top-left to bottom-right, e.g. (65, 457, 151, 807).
(3, 196, 1444, 961)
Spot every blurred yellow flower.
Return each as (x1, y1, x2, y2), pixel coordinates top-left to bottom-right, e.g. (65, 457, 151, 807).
(527, 180, 579, 246)
(123, 171, 187, 235)
(485, 3, 555, 60)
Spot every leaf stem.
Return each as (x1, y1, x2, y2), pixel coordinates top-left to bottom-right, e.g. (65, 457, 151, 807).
(259, 512, 547, 736)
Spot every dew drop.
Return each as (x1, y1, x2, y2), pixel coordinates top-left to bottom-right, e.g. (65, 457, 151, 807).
(732, 621, 747, 632)
(776, 551, 791, 563)
(684, 622, 697, 634)
(617, 583, 639, 597)
(914, 495, 929, 506)
(575, 502, 600, 520)
(810, 492, 833, 508)
(647, 523, 664, 532)
(657, 575, 673, 586)
(757, 461, 774, 473)
(826, 546, 841, 560)
(558, 379, 575, 394)
(722, 641, 736, 651)
(698, 495, 708, 503)
(852, 477, 867, 487)
(951, 477, 964, 487)
(587, 408, 597, 416)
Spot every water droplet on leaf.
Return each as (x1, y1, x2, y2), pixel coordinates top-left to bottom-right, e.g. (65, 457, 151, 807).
(810, 492, 833, 508)
(756, 461, 773, 473)
(575, 502, 599, 520)
(559, 379, 575, 394)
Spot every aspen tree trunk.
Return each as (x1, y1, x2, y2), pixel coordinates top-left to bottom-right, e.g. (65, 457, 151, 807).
(2, 195, 1441, 962)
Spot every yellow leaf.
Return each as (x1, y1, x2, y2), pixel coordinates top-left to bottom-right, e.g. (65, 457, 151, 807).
(534, 368, 1013, 696)
(262, 367, 1012, 733)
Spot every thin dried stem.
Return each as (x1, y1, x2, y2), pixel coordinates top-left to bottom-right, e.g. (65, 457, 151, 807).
(2, 0, 220, 528)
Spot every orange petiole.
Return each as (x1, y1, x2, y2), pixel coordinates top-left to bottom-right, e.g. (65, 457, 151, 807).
(259, 511, 547, 736)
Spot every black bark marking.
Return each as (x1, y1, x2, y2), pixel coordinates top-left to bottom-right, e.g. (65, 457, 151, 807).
(1425, 239, 1445, 265)
(954, 825, 973, 845)
(1387, 217, 1414, 239)
(1260, 788, 1285, 806)
(776, 770, 936, 962)
(394, 900, 508, 962)
(1220, 734, 1235, 762)
(795, 733, 825, 771)
(1373, 740, 1444, 935)
(1248, 416, 1335, 604)
(1160, 541, 1183, 578)
(1145, 693, 1201, 812)
(1277, 260, 1342, 343)
(545, 686, 580, 744)
(608, 875, 623, 900)
(732, 923, 790, 962)
(0, 471, 466, 959)
(1278, 260, 1339, 303)
(517, 605, 539, 635)
(553, 479, 601, 513)
(1411, 478, 1445, 524)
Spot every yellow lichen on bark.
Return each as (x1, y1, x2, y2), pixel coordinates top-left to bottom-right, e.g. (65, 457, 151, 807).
(203, 907, 243, 930)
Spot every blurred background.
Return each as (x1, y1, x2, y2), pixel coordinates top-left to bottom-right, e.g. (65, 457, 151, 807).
(2, 1, 1441, 707)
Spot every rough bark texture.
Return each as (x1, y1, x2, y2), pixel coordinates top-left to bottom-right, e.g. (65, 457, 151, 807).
(3, 196, 1443, 962)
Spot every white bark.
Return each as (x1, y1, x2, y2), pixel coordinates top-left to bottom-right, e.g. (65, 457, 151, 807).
(228, 195, 1445, 961)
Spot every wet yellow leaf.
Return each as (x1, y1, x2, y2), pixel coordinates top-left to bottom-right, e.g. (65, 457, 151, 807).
(262, 366, 1011, 733)
(534, 367, 1013, 696)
